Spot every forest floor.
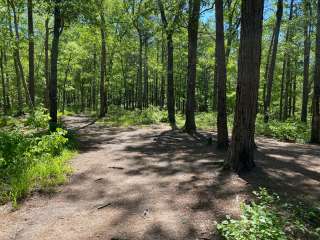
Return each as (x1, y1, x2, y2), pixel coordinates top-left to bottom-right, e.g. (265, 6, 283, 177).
(0, 116, 320, 240)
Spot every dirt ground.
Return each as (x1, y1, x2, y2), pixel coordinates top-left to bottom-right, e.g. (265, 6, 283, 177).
(0, 116, 319, 240)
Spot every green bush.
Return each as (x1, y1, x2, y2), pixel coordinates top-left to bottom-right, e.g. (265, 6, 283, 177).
(217, 188, 320, 240)
(26, 107, 51, 128)
(255, 115, 309, 143)
(0, 127, 74, 206)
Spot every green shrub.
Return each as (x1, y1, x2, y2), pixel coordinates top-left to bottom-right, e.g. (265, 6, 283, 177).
(255, 115, 309, 143)
(26, 107, 51, 128)
(0, 127, 74, 206)
(217, 188, 320, 240)
(217, 189, 286, 240)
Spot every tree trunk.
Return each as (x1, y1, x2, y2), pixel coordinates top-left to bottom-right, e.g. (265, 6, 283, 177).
(44, 17, 50, 109)
(185, 0, 201, 134)
(279, 0, 294, 120)
(311, 0, 320, 143)
(264, 0, 283, 122)
(0, 49, 8, 115)
(49, 0, 62, 131)
(301, 0, 312, 122)
(99, 10, 107, 117)
(137, 33, 143, 109)
(27, 0, 35, 106)
(143, 35, 149, 108)
(10, 0, 31, 108)
(215, 0, 229, 149)
(167, 33, 176, 127)
(226, 0, 264, 173)
(7, 1, 23, 115)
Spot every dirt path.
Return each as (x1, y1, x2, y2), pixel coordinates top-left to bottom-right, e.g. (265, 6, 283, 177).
(1, 116, 319, 240)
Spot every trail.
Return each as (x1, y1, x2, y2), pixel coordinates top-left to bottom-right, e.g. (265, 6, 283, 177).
(1, 116, 319, 240)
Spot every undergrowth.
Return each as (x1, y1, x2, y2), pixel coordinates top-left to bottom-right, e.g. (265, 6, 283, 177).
(0, 108, 76, 206)
(217, 188, 320, 240)
(99, 105, 310, 143)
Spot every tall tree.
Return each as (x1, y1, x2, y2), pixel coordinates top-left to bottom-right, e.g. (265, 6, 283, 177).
(0, 49, 8, 115)
(301, 0, 312, 122)
(184, 0, 200, 133)
(263, 0, 283, 123)
(226, 0, 264, 173)
(44, 17, 50, 109)
(27, 0, 35, 106)
(156, 0, 184, 128)
(99, 4, 107, 117)
(215, 0, 229, 149)
(311, 0, 320, 143)
(49, 0, 62, 131)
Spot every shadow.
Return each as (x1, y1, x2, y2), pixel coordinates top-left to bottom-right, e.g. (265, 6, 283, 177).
(62, 116, 320, 239)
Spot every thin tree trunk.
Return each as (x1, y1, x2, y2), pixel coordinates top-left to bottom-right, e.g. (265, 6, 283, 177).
(311, 0, 320, 143)
(49, 0, 62, 131)
(10, 0, 32, 108)
(185, 0, 201, 133)
(143, 35, 149, 108)
(137, 32, 143, 109)
(44, 17, 50, 109)
(226, 0, 264, 173)
(167, 33, 176, 127)
(0, 49, 8, 115)
(215, 0, 229, 149)
(264, 0, 283, 122)
(27, 0, 35, 106)
(99, 9, 107, 117)
(301, 0, 312, 122)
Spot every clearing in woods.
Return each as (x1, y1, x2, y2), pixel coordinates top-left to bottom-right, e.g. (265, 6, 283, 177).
(0, 116, 319, 240)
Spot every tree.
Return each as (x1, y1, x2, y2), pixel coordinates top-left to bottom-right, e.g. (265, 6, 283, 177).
(301, 0, 312, 123)
(156, 0, 184, 128)
(215, 0, 229, 149)
(98, 2, 107, 117)
(263, 0, 283, 123)
(184, 0, 200, 133)
(49, 0, 62, 131)
(27, 0, 35, 106)
(226, 0, 264, 173)
(311, 0, 320, 143)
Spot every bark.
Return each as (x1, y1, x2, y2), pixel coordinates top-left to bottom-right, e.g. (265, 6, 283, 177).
(280, 0, 294, 120)
(212, 63, 217, 111)
(99, 9, 107, 117)
(62, 55, 72, 114)
(156, 0, 182, 127)
(264, 0, 283, 122)
(44, 17, 50, 109)
(311, 0, 320, 143)
(185, 0, 201, 133)
(10, 0, 32, 108)
(226, 0, 264, 173)
(301, 0, 312, 122)
(0, 49, 8, 114)
(143, 35, 149, 108)
(27, 0, 35, 106)
(215, 0, 229, 149)
(7, 1, 22, 114)
(49, 0, 62, 131)
(167, 33, 176, 126)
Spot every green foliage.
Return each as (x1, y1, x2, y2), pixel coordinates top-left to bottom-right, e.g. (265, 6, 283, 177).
(99, 108, 310, 143)
(0, 127, 75, 206)
(101, 105, 167, 126)
(26, 108, 51, 129)
(217, 188, 320, 240)
(255, 115, 310, 143)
